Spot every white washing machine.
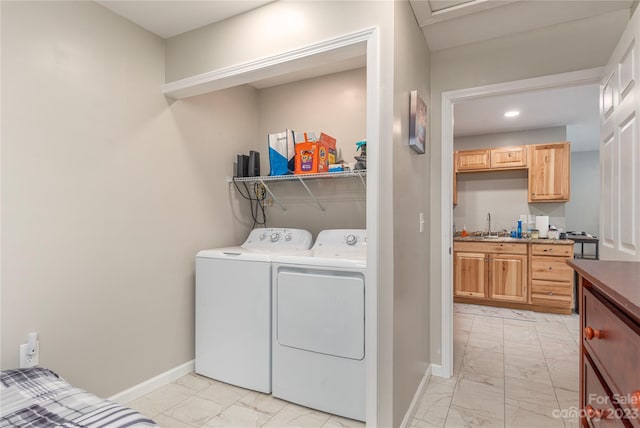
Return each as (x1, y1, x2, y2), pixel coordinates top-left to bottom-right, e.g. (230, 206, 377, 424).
(271, 229, 367, 421)
(195, 228, 312, 393)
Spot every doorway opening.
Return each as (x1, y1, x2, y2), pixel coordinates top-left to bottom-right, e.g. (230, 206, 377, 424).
(439, 67, 604, 377)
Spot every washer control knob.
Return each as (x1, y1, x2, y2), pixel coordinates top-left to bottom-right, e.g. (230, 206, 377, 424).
(259, 233, 266, 240)
(346, 234, 358, 246)
(271, 233, 280, 242)
(285, 234, 292, 241)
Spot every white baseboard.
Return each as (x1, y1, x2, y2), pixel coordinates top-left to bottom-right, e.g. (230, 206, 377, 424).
(431, 364, 446, 378)
(399, 364, 432, 428)
(109, 360, 195, 405)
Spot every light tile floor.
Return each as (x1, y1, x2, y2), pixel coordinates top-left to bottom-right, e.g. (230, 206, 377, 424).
(128, 304, 579, 428)
(410, 304, 580, 428)
(128, 371, 364, 428)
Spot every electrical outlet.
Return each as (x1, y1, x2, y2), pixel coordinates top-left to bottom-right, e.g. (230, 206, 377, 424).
(266, 198, 273, 207)
(19, 341, 39, 368)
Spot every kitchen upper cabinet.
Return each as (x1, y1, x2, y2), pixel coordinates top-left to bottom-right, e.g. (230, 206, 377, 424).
(457, 149, 490, 171)
(489, 254, 527, 303)
(454, 252, 486, 298)
(528, 142, 570, 202)
(490, 146, 527, 169)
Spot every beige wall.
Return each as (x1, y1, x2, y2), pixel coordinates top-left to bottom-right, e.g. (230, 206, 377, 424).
(429, 9, 629, 367)
(1, 1, 260, 396)
(391, 1, 432, 426)
(256, 68, 366, 237)
(454, 127, 567, 233)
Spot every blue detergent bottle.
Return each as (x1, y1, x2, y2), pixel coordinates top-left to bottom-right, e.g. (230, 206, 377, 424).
(517, 220, 523, 239)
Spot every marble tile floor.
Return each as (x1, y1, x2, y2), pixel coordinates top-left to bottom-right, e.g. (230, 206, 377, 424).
(128, 372, 364, 428)
(411, 304, 580, 428)
(128, 303, 578, 428)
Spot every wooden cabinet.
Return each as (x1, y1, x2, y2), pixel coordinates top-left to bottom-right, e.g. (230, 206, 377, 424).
(457, 149, 490, 171)
(489, 254, 527, 302)
(528, 142, 570, 202)
(454, 252, 486, 298)
(530, 243, 574, 314)
(453, 142, 570, 204)
(454, 242, 527, 304)
(569, 260, 640, 428)
(490, 146, 527, 169)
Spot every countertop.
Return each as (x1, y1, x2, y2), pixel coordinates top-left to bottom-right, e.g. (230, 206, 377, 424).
(567, 259, 640, 322)
(454, 237, 574, 244)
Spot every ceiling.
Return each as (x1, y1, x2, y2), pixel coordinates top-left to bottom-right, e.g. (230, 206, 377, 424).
(410, 0, 633, 51)
(97, 1, 272, 39)
(454, 84, 600, 152)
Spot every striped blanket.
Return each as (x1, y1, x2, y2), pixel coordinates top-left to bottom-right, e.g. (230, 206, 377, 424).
(0, 368, 156, 427)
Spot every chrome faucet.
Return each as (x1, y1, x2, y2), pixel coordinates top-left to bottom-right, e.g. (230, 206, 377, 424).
(487, 213, 492, 234)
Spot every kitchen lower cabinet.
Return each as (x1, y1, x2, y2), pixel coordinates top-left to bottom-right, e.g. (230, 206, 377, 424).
(530, 243, 574, 314)
(489, 254, 527, 303)
(454, 242, 527, 304)
(454, 252, 487, 298)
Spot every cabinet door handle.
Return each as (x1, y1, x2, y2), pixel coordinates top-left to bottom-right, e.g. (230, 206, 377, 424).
(631, 391, 640, 410)
(585, 405, 608, 420)
(584, 326, 604, 340)
(548, 267, 553, 270)
(547, 291, 554, 296)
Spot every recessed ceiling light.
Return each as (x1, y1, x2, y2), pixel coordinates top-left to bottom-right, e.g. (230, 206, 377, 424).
(504, 110, 520, 118)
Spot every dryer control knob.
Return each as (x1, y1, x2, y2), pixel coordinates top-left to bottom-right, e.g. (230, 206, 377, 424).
(285, 234, 292, 241)
(346, 234, 358, 246)
(271, 233, 280, 242)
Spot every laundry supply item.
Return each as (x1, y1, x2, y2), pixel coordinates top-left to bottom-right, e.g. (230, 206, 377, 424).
(268, 129, 295, 176)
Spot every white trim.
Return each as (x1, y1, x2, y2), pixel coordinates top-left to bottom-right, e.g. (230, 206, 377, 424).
(364, 27, 380, 428)
(163, 28, 374, 99)
(430, 364, 445, 377)
(109, 360, 195, 405)
(399, 365, 433, 428)
(439, 66, 604, 379)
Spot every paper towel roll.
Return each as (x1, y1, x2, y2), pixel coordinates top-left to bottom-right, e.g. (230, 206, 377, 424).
(536, 216, 549, 238)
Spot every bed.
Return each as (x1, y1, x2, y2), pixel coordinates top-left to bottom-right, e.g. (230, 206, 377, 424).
(0, 368, 157, 427)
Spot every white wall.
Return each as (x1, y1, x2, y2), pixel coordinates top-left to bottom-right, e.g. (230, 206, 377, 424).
(1, 1, 260, 397)
(391, 2, 431, 425)
(256, 68, 367, 237)
(566, 150, 600, 254)
(454, 127, 567, 233)
(429, 9, 629, 367)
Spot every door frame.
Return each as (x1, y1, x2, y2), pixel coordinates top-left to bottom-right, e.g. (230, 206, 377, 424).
(439, 67, 604, 378)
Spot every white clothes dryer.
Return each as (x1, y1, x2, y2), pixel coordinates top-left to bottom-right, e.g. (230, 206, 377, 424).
(271, 229, 367, 421)
(195, 228, 312, 393)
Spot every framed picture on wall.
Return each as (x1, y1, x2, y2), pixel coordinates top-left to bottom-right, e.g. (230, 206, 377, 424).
(409, 90, 427, 154)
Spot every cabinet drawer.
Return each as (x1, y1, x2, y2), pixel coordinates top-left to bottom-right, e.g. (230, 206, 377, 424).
(490, 146, 527, 169)
(583, 355, 627, 427)
(531, 256, 574, 281)
(531, 280, 572, 308)
(531, 244, 573, 257)
(454, 241, 528, 255)
(457, 149, 490, 171)
(583, 287, 640, 426)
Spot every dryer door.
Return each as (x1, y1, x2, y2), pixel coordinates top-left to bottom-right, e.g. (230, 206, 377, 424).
(276, 269, 365, 360)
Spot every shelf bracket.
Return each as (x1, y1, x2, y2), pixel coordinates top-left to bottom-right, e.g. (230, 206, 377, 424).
(357, 171, 366, 188)
(296, 177, 326, 212)
(257, 179, 287, 212)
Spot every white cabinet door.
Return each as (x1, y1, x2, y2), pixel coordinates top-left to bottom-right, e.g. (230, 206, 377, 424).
(600, 9, 640, 261)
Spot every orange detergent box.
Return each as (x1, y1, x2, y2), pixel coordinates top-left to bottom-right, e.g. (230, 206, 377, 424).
(295, 142, 329, 174)
(294, 133, 337, 174)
